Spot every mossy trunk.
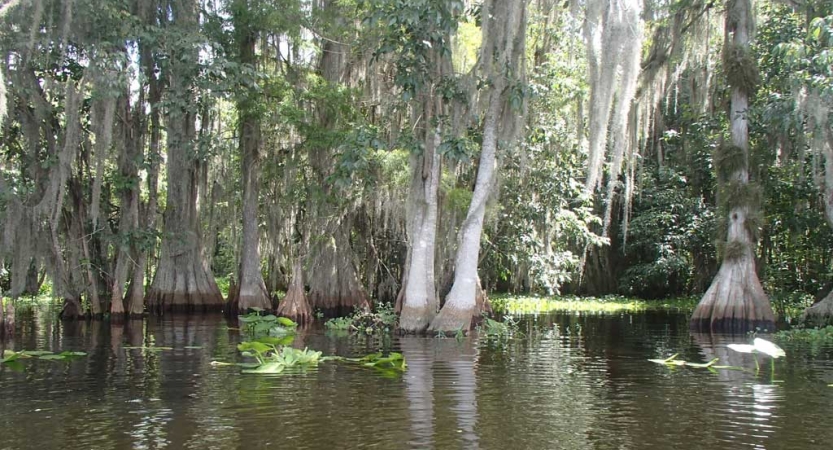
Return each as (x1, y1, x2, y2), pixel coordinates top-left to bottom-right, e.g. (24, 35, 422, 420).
(59, 296, 84, 320)
(430, 86, 501, 333)
(691, 0, 774, 333)
(276, 261, 312, 324)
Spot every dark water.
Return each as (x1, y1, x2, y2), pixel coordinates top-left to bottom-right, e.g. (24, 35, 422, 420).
(2, 310, 833, 450)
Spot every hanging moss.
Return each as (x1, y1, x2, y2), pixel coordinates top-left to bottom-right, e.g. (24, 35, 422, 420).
(713, 143, 746, 182)
(719, 180, 761, 211)
(723, 43, 760, 95)
(719, 240, 749, 261)
(743, 209, 763, 242)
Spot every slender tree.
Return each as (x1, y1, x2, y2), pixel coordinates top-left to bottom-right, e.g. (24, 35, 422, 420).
(225, 0, 271, 314)
(430, 0, 527, 332)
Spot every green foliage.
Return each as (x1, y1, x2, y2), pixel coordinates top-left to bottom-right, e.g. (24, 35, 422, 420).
(619, 166, 715, 298)
(364, 0, 464, 99)
(238, 343, 322, 374)
(324, 303, 398, 334)
(477, 316, 520, 338)
(490, 294, 698, 315)
(775, 326, 833, 343)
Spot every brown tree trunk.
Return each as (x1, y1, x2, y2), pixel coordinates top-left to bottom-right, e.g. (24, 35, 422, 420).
(306, 9, 369, 317)
(145, 0, 223, 313)
(110, 92, 142, 320)
(277, 261, 312, 324)
(126, 7, 162, 317)
(308, 222, 370, 316)
(233, 2, 270, 313)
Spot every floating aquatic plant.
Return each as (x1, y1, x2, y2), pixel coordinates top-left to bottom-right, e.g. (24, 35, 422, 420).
(239, 310, 298, 337)
(648, 354, 720, 368)
(213, 339, 406, 377)
(2, 349, 87, 371)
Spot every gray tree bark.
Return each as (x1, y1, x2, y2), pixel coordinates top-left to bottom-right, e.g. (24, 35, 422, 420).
(691, 0, 775, 333)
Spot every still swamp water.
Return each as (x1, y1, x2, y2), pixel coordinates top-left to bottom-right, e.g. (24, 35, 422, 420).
(1, 310, 833, 449)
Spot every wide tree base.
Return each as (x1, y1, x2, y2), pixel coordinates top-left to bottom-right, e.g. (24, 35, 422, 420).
(59, 297, 84, 320)
(309, 293, 369, 318)
(428, 304, 475, 334)
(399, 304, 433, 334)
(690, 259, 775, 334)
(801, 293, 833, 328)
(146, 259, 224, 314)
(276, 285, 312, 324)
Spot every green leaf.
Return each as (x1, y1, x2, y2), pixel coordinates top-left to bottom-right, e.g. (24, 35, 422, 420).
(237, 341, 272, 354)
(21, 350, 54, 356)
(276, 317, 297, 327)
(1, 351, 22, 363)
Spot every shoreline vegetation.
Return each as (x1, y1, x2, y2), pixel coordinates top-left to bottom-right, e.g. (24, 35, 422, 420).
(1, 288, 800, 319)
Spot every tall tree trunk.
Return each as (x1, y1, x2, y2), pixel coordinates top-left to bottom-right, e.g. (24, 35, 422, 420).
(430, 88, 501, 332)
(691, 0, 774, 333)
(228, 0, 270, 314)
(399, 119, 442, 332)
(145, 0, 223, 313)
(306, 8, 369, 316)
(126, 18, 162, 317)
(430, 0, 526, 332)
(111, 93, 141, 319)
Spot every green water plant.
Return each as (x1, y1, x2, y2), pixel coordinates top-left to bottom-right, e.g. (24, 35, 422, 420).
(775, 326, 833, 342)
(239, 310, 298, 337)
(324, 303, 398, 335)
(648, 354, 720, 368)
(2, 349, 87, 371)
(476, 316, 520, 338)
(491, 295, 698, 315)
(215, 339, 407, 376)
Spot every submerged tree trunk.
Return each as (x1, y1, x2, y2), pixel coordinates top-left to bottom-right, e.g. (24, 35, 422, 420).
(277, 261, 312, 324)
(308, 223, 369, 316)
(431, 90, 501, 332)
(430, 0, 526, 332)
(306, 16, 369, 316)
(145, 0, 223, 313)
(111, 93, 141, 319)
(229, 0, 270, 314)
(399, 124, 442, 332)
(691, 0, 774, 333)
